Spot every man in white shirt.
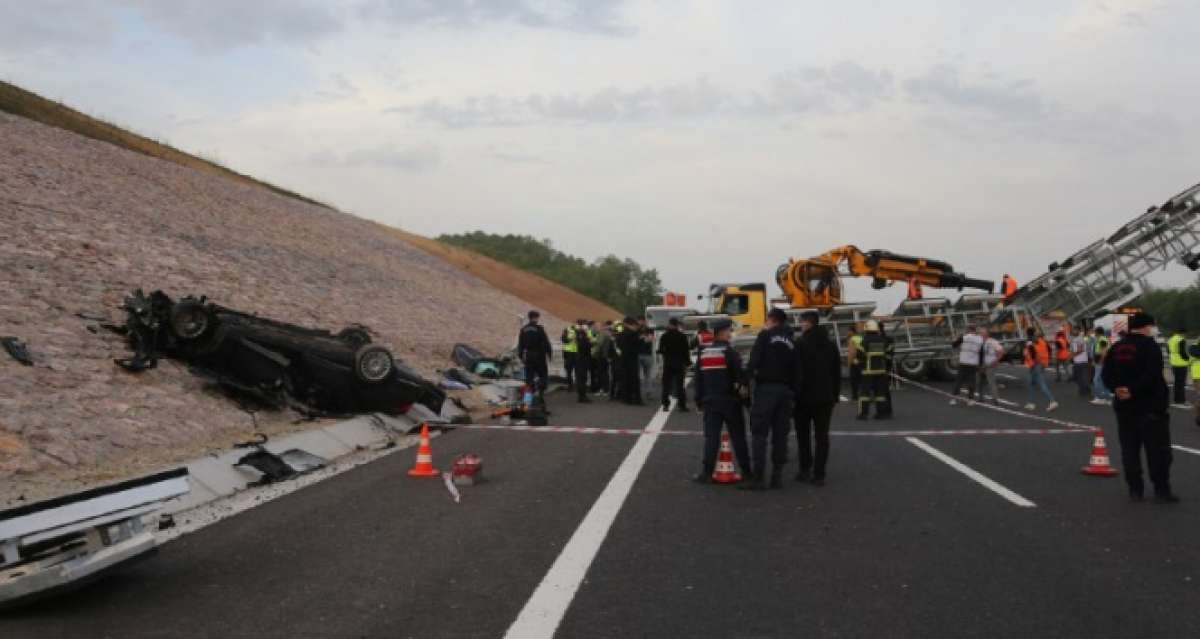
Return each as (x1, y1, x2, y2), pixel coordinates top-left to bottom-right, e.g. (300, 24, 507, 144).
(975, 328, 1005, 405)
(1070, 327, 1091, 397)
(949, 326, 984, 405)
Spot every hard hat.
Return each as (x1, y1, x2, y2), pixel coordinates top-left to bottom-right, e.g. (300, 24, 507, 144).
(864, 320, 880, 332)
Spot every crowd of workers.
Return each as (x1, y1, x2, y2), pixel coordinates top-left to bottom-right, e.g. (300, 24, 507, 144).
(518, 302, 1191, 502)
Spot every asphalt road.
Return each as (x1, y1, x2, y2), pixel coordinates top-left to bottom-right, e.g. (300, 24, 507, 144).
(5, 366, 1200, 638)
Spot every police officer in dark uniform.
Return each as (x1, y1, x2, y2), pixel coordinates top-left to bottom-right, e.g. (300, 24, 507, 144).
(794, 310, 841, 486)
(517, 310, 552, 399)
(574, 319, 592, 403)
(693, 319, 751, 482)
(742, 308, 802, 490)
(1101, 313, 1179, 503)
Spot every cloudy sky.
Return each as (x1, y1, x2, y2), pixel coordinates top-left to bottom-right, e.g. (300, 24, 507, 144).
(4, 0, 1199, 310)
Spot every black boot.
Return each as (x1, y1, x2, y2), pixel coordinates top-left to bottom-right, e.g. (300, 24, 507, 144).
(769, 468, 784, 490)
(738, 473, 766, 491)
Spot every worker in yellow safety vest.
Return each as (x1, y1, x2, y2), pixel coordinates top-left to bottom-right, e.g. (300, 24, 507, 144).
(1190, 343, 1200, 426)
(562, 322, 579, 392)
(1167, 329, 1189, 405)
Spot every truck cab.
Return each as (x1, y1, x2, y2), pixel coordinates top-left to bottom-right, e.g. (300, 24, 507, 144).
(713, 283, 769, 330)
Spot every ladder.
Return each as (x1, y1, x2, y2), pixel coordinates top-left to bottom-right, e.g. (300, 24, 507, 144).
(1006, 180, 1200, 327)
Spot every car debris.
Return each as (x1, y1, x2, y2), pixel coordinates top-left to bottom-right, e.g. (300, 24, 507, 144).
(0, 468, 190, 609)
(232, 435, 327, 487)
(1, 337, 33, 366)
(451, 343, 511, 379)
(112, 289, 446, 417)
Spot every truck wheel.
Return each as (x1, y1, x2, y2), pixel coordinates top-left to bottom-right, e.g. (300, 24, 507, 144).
(897, 359, 928, 380)
(337, 326, 372, 348)
(168, 300, 212, 341)
(355, 345, 393, 383)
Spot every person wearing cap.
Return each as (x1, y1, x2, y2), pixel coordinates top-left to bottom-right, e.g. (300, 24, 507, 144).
(857, 319, 893, 419)
(517, 310, 552, 398)
(693, 319, 751, 482)
(657, 317, 691, 412)
(741, 307, 802, 490)
(1101, 313, 1178, 503)
(793, 310, 840, 485)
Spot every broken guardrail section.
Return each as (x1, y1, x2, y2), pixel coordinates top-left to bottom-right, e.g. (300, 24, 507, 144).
(0, 468, 190, 609)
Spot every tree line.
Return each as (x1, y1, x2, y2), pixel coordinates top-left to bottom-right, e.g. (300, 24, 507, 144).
(1136, 278, 1200, 335)
(437, 231, 663, 316)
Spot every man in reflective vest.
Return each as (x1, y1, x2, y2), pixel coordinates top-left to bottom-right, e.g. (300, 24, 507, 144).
(1167, 329, 1190, 405)
(1091, 327, 1113, 404)
(1190, 343, 1200, 426)
(857, 320, 893, 420)
(1023, 328, 1058, 412)
(1001, 274, 1018, 299)
(562, 322, 579, 392)
(906, 275, 923, 301)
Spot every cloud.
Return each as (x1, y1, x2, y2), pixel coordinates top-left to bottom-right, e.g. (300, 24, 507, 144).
(904, 64, 1047, 121)
(397, 62, 893, 128)
(122, 0, 346, 48)
(0, 1, 114, 55)
(360, 0, 629, 35)
(309, 144, 441, 172)
(1063, 0, 1168, 38)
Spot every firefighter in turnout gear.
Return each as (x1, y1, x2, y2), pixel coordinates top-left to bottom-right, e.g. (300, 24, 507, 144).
(857, 320, 893, 420)
(693, 319, 751, 482)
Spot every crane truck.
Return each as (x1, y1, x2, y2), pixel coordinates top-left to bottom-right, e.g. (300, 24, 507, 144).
(691, 179, 1200, 381)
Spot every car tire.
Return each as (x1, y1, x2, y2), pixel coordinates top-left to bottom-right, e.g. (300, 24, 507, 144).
(355, 345, 393, 383)
(168, 300, 212, 341)
(337, 326, 372, 348)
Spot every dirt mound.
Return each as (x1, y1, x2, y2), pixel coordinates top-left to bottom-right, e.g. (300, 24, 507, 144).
(0, 112, 565, 504)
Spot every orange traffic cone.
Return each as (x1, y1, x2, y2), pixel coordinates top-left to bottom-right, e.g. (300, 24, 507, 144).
(408, 423, 439, 477)
(1081, 429, 1119, 477)
(711, 432, 743, 484)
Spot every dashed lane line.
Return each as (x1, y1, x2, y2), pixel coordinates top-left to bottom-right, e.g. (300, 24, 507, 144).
(907, 437, 1037, 508)
(1173, 444, 1200, 456)
(503, 402, 674, 639)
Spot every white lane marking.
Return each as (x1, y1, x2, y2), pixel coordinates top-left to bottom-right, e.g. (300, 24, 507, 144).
(1173, 444, 1200, 456)
(906, 437, 1036, 508)
(504, 401, 674, 639)
(1170, 404, 1194, 411)
(996, 373, 1020, 381)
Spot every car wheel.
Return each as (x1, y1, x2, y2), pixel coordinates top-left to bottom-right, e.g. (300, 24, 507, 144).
(168, 300, 212, 341)
(337, 326, 372, 348)
(355, 345, 394, 383)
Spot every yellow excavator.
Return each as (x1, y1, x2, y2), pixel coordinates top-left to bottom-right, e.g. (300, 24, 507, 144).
(714, 246, 994, 329)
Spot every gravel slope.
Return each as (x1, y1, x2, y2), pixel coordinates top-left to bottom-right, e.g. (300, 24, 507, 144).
(0, 112, 563, 504)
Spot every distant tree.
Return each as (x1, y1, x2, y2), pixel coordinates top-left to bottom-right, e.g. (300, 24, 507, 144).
(438, 232, 663, 316)
(1134, 281, 1200, 335)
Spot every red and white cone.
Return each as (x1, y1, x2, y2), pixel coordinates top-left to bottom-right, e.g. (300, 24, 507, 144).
(1081, 429, 1119, 477)
(712, 432, 743, 484)
(407, 423, 439, 477)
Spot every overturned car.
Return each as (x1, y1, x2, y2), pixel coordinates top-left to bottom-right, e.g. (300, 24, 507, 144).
(116, 290, 445, 416)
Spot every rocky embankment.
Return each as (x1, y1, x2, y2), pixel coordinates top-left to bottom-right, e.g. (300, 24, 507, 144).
(0, 112, 562, 504)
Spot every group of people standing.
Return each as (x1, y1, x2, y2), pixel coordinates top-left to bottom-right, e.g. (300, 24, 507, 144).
(694, 309, 842, 490)
(517, 311, 657, 407)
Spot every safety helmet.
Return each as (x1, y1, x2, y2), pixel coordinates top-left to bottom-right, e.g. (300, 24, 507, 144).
(864, 320, 880, 332)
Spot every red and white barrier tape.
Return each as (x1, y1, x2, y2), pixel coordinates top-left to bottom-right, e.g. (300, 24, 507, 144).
(889, 373, 1100, 433)
(455, 423, 1085, 438)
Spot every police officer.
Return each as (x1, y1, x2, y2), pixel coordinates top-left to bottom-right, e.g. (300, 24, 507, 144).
(517, 310, 552, 398)
(562, 321, 580, 392)
(573, 319, 592, 403)
(858, 320, 893, 420)
(657, 317, 691, 412)
(693, 319, 751, 482)
(742, 308, 802, 490)
(1101, 313, 1179, 503)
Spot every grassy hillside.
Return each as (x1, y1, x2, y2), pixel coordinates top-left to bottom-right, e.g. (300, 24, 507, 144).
(0, 80, 325, 207)
(0, 80, 621, 322)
